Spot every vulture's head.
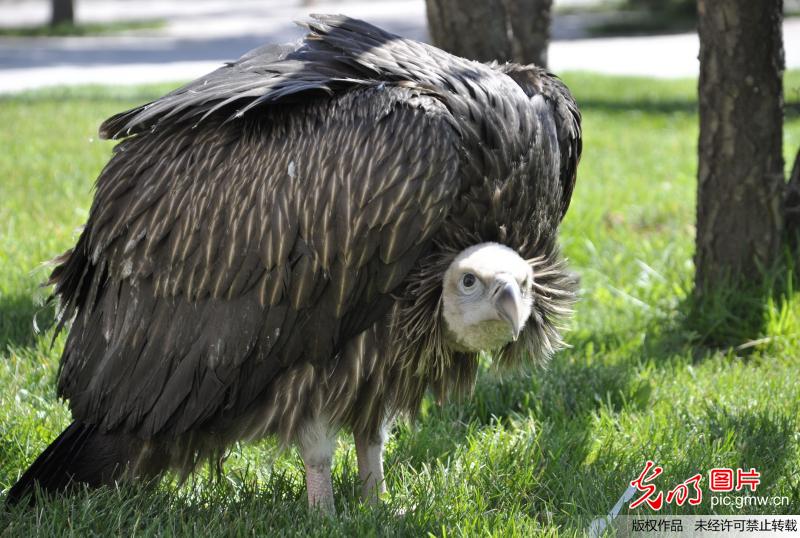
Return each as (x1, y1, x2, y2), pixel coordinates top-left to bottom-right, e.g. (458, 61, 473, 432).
(442, 243, 534, 352)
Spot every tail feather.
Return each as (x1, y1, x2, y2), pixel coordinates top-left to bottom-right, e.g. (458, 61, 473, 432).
(6, 421, 135, 506)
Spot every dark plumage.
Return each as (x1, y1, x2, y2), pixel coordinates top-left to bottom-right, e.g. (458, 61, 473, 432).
(7, 15, 581, 509)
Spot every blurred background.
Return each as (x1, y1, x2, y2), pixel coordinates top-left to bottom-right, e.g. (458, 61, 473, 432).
(1, 0, 799, 92)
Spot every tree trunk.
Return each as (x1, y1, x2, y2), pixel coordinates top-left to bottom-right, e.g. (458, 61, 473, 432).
(786, 148, 800, 246)
(425, 0, 553, 67)
(507, 0, 553, 67)
(694, 0, 785, 290)
(51, 0, 74, 26)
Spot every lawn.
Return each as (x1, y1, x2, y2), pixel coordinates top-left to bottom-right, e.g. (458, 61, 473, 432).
(1, 72, 800, 536)
(0, 19, 166, 38)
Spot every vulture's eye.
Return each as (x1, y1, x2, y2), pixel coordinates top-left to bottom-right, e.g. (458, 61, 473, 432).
(459, 273, 479, 293)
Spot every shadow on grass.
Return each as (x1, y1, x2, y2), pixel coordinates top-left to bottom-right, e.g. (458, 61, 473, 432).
(1, 467, 442, 536)
(0, 293, 54, 351)
(580, 98, 697, 115)
(0, 20, 166, 38)
(606, 406, 800, 517)
(579, 99, 800, 117)
(703, 406, 796, 474)
(390, 328, 647, 463)
(682, 253, 799, 349)
(384, 329, 651, 528)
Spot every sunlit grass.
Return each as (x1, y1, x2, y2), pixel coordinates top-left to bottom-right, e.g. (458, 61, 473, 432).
(1, 72, 799, 535)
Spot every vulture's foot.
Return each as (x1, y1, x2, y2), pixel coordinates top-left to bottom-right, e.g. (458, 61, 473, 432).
(298, 415, 337, 514)
(355, 430, 386, 504)
(304, 460, 335, 513)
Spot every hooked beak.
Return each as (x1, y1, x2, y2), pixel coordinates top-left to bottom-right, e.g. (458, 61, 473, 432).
(494, 276, 524, 341)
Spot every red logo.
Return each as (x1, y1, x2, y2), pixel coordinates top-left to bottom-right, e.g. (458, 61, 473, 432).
(629, 463, 760, 510)
(708, 468, 734, 492)
(735, 468, 761, 492)
(666, 473, 703, 506)
(630, 460, 664, 510)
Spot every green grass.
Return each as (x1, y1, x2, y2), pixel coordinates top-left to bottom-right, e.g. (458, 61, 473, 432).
(2, 72, 800, 536)
(0, 19, 165, 38)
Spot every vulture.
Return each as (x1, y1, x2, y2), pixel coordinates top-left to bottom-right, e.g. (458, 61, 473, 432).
(7, 15, 581, 510)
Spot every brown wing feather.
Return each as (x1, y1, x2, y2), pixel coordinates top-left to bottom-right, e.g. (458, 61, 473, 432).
(55, 84, 463, 437)
(494, 63, 582, 219)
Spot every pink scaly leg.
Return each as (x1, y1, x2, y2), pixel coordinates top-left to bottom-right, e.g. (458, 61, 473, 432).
(298, 416, 337, 513)
(354, 428, 387, 503)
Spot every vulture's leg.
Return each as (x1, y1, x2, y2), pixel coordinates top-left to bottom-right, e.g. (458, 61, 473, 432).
(354, 426, 387, 503)
(298, 416, 337, 513)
